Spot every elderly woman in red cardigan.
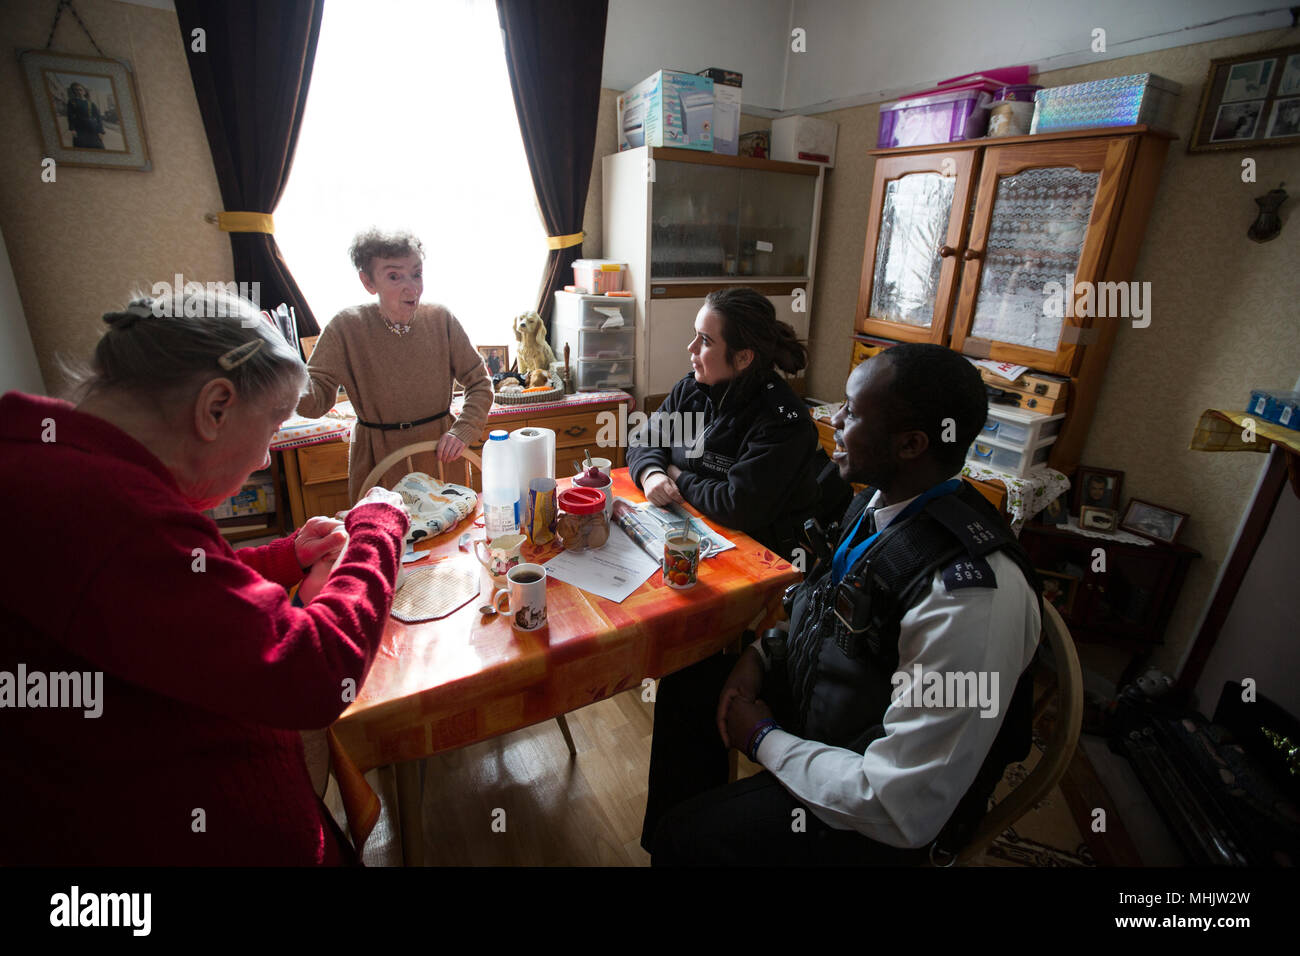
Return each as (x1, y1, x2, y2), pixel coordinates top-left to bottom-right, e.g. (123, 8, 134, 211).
(0, 288, 410, 865)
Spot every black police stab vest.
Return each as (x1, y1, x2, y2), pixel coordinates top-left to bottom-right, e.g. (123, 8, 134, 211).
(777, 481, 1042, 847)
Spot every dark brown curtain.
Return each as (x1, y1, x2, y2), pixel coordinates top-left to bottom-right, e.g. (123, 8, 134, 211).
(175, 0, 323, 338)
(496, 0, 608, 327)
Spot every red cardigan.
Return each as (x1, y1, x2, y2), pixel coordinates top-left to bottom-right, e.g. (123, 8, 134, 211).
(0, 392, 409, 865)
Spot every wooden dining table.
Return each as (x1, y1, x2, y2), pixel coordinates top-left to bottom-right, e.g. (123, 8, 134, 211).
(326, 468, 801, 864)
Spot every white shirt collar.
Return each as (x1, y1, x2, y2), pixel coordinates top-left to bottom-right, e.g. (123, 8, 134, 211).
(867, 474, 963, 531)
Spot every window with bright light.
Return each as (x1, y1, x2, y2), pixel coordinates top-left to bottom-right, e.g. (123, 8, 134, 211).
(277, 0, 548, 350)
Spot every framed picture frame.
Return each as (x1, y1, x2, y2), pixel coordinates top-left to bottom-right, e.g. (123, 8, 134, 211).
(1038, 571, 1079, 616)
(1073, 466, 1124, 516)
(1079, 505, 1119, 533)
(476, 345, 510, 378)
(1037, 495, 1068, 526)
(1189, 44, 1300, 152)
(19, 50, 151, 171)
(1120, 498, 1188, 546)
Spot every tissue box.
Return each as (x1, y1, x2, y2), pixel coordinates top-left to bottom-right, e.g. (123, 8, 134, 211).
(772, 115, 838, 166)
(1031, 74, 1181, 133)
(698, 68, 741, 155)
(618, 70, 713, 151)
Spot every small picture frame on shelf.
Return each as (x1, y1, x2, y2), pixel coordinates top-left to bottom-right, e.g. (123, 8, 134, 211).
(1038, 496, 1068, 526)
(477, 345, 510, 378)
(1038, 571, 1079, 616)
(1120, 499, 1187, 545)
(1073, 466, 1124, 516)
(1079, 505, 1119, 533)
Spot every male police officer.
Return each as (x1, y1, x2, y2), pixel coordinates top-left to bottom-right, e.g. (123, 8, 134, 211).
(641, 343, 1042, 864)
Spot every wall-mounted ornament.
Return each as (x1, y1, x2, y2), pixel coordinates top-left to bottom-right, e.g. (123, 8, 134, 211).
(1248, 183, 1288, 243)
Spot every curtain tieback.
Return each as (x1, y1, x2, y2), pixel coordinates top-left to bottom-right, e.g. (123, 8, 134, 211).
(206, 211, 276, 234)
(546, 230, 585, 250)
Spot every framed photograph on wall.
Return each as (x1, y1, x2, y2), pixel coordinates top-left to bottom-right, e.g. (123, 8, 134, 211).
(19, 50, 151, 171)
(476, 345, 510, 378)
(1190, 44, 1300, 152)
(1073, 466, 1124, 516)
(1120, 498, 1188, 546)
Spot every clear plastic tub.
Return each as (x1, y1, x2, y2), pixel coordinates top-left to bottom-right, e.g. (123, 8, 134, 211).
(572, 260, 627, 295)
(554, 326, 635, 360)
(552, 291, 634, 330)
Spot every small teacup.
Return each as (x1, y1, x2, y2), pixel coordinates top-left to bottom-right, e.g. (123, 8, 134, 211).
(475, 533, 526, 582)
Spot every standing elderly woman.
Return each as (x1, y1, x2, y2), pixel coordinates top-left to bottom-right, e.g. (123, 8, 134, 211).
(626, 286, 821, 560)
(299, 229, 494, 502)
(0, 288, 410, 865)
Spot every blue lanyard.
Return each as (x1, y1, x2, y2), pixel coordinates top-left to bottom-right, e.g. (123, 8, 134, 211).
(831, 479, 961, 585)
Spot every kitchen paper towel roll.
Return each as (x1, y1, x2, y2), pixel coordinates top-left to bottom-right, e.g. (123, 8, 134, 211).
(510, 427, 555, 510)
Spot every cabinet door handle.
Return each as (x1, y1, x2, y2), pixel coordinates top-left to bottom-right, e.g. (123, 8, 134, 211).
(565, 426, 586, 437)
(962, 248, 983, 261)
(939, 245, 958, 258)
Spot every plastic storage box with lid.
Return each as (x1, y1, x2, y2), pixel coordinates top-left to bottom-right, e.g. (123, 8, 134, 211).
(617, 70, 713, 151)
(877, 89, 993, 148)
(571, 259, 627, 294)
(1030, 74, 1181, 133)
(966, 405, 1065, 477)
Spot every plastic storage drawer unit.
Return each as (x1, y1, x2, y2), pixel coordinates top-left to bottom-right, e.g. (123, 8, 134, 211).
(560, 327, 635, 360)
(576, 358, 634, 391)
(552, 291, 634, 330)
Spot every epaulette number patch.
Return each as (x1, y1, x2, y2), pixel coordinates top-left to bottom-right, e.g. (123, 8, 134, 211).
(942, 556, 996, 592)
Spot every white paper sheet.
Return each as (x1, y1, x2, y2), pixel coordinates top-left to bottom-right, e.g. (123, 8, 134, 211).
(543, 524, 660, 603)
(973, 359, 1029, 382)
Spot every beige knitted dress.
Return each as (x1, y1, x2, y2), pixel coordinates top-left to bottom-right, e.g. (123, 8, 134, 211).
(298, 303, 494, 503)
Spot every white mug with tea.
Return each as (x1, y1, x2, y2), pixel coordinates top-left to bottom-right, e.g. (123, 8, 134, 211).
(493, 562, 548, 631)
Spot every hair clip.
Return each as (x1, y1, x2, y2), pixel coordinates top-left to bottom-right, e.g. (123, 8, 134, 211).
(217, 339, 264, 370)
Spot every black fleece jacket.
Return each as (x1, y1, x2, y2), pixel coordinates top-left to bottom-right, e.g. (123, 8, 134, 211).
(626, 370, 820, 559)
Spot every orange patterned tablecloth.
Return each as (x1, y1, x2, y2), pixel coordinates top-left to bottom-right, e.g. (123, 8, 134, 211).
(327, 469, 800, 849)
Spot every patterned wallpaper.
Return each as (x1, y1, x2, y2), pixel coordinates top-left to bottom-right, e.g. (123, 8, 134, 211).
(0, 0, 232, 396)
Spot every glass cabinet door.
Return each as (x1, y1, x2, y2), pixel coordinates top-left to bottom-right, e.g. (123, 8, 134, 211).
(951, 137, 1135, 374)
(736, 168, 817, 278)
(855, 151, 977, 343)
(650, 160, 740, 278)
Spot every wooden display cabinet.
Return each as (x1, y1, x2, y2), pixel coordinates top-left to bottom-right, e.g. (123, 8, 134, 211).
(851, 125, 1174, 477)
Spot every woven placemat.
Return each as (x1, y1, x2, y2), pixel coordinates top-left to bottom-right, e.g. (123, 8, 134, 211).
(390, 555, 480, 622)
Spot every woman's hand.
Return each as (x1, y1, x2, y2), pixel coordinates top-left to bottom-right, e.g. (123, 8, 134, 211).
(716, 647, 765, 747)
(298, 545, 348, 604)
(355, 486, 405, 512)
(644, 471, 685, 507)
(437, 432, 466, 462)
(295, 516, 347, 572)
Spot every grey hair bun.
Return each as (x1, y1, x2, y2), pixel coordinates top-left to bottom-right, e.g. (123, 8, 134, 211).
(102, 298, 155, 331)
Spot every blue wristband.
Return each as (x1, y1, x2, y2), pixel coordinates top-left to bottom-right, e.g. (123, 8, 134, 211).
(746, 718, 779, 762)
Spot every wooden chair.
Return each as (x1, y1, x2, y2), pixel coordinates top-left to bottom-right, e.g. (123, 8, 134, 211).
(358, 441, 482, 497)
(358, 440, 577, 759)
(948, 600, 1084, 865)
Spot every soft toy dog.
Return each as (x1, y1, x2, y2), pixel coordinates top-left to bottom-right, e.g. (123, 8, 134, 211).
(513, 311, 557, 377)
